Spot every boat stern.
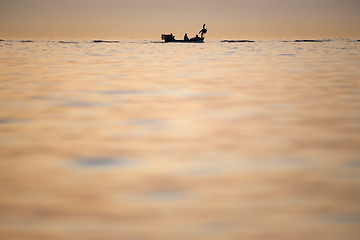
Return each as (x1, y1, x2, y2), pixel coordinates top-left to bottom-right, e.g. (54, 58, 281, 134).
(161, 34, 175, 42)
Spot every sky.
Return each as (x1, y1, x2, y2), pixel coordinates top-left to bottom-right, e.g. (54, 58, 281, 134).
(0, 0, 359, 40)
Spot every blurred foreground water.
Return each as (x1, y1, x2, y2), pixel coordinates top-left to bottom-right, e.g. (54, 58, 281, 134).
(0, 39, 360, 239)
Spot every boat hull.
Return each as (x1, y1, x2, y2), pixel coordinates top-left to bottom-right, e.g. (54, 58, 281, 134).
(165, 39, 204, 43)
(161, 34, 204, 43)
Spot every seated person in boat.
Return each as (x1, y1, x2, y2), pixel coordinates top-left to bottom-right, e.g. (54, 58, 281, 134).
(184, 33, 189, 41)
(190, 35, 201, 41)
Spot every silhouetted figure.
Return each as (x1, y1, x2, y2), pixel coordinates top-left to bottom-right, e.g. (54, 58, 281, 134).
(190, 35, 201, 41)
(184, 33, 189, 41)
(170, 33, 175, 40)
(199, 24, 207, 38)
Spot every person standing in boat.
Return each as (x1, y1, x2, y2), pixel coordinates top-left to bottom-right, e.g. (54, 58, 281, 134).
(199, 24, 207, 38)
(184, 33, 189, 41)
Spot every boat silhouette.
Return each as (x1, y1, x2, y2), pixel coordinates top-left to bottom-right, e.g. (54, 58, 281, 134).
(161, 34, 204, 43)
(161, 24, 207, 43)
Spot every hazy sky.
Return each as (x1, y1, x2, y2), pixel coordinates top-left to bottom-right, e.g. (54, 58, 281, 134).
(1, 0, 359, 39)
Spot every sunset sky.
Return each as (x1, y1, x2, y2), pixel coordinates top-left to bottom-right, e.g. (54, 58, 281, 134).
(1, 0, 359, 39)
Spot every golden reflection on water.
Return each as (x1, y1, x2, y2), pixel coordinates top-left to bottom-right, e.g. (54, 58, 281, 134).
(0, 39, 360, 239)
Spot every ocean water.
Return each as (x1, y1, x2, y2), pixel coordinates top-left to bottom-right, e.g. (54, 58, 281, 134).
(0, 39, 360, 239)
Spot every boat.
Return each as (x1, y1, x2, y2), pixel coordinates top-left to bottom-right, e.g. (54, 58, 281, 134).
(161, 34, 204, 43)
(161, 24, 207, 43)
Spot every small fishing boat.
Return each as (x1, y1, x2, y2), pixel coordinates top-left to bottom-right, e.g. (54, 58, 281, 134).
(161, 24, 207, 43)
(161, 34, 204, 43)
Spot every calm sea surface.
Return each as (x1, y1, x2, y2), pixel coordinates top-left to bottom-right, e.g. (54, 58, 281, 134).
(0, 39, 360, 239)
